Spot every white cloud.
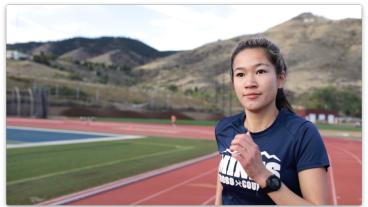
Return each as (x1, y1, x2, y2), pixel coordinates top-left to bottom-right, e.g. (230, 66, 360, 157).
(6, 4, 361, 50)
(143, 4, 361, 50)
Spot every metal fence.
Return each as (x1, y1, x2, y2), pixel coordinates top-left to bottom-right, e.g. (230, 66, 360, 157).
(6, 83, 236, 118)
(7, 87, 48, 118)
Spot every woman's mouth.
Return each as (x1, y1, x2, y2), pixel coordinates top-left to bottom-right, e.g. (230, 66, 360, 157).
(243, 93, 261, 100)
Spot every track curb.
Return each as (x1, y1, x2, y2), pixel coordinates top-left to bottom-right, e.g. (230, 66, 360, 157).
(38, 152, 218, 205)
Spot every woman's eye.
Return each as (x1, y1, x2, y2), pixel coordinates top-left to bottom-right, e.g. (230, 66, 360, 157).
(256, 69, 267, 75)
(235, 73, 244, 77)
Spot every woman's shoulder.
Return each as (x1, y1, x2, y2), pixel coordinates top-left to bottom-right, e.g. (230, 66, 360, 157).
(279, 109, 318, 134)
(215, 112, 244, 132)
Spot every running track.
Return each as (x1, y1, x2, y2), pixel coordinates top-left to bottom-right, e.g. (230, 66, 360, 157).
(7, 118, 362, 205)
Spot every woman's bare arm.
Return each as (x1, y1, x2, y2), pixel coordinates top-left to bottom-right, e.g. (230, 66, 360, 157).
(215, 175, 223, 205)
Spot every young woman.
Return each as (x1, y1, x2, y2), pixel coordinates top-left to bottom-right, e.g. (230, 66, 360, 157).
(215, 37, 331, 205)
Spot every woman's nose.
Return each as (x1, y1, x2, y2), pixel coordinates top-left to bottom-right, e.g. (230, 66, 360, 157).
(244, 74, 257, 88)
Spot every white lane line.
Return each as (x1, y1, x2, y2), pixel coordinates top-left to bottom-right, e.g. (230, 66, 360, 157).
(117, 127, 213, 136)
(115, 125, 213, 135)
(334, 146, 362, 165)
(327, 152, 338, 205)
(37, 152, 218, 205)
(201, 195, 216, 205)
(121, 127, 178, 134)
(131, 168, 217, 205)
(7, 126, 144, 148)
(6, 136, 144, 149)
(8, 147, 190, 186)
(39, 153, 217, 205)
(7, 126, 121, 136)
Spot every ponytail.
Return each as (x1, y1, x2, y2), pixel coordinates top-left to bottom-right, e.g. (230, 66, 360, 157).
(276, 88, 294, 113)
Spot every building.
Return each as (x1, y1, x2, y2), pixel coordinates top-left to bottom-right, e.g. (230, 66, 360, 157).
(6, 50, 30, 60)
(296, 108, 338, 124)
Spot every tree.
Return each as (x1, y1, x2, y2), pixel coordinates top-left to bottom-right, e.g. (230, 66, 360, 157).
(300, 86, 361, 117)
(33, 52, 50, 65)
(168, 85, 178, 92)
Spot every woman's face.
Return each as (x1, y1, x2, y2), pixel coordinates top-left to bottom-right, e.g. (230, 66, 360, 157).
(232, 48, 285, 113)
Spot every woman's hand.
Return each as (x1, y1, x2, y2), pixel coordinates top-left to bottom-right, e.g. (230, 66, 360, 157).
(229, 132, 272, 187)
(229, 132, 331, 205)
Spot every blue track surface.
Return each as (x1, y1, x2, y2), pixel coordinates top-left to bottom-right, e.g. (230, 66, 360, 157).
(7, 128, 111, 143)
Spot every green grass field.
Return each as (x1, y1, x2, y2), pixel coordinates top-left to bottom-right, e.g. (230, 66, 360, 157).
(7, 137, 217, 205)
(315, 123, 361, 132)
(95, 117, 361, 131)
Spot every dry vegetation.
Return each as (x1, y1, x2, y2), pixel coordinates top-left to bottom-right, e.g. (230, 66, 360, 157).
(6, 13, 361, 114)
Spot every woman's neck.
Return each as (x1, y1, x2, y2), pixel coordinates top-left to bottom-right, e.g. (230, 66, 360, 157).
(244, 106, 279, 133)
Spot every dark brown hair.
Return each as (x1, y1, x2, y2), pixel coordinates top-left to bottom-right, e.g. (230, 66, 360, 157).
(230, 37, 294, 113)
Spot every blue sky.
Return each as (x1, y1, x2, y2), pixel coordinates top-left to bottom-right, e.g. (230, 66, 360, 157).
(7, 4, 361, 51)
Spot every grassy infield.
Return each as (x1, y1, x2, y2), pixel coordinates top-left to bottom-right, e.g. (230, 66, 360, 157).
(7, 118, 360, 204)
(7, 137, 216, 204)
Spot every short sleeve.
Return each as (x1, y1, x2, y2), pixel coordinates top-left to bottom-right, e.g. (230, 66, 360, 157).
(294, 122, 330, 172)
(214, 120, 226, 154)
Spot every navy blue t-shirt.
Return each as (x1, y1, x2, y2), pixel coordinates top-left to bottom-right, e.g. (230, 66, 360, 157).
(215, 109, 330, 205)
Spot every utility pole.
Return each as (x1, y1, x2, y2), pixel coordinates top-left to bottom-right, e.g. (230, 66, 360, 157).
(76, 87, 80, 100)
(95, 89, 100, 103)
(28, 88, 34, 117)
(14, 87, 21, 116)
(222, 72, 226, 116)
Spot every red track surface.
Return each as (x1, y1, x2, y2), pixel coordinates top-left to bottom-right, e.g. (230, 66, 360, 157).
(324, 138, 362, 204)
(71, 157, 220, 205)
(7, 118, 362, 205)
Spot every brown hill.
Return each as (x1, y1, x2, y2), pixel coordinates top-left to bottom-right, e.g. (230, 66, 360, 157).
(134, 13, 362, 96)
(6, 13, 361, 114)
(8, 37, 178, 68)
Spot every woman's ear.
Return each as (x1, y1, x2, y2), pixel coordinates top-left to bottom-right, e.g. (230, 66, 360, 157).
(277, 71, 286, 89)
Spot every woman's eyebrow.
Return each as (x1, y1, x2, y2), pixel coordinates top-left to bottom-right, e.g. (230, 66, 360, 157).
(234, 63, 271, 71)
(233, 67, 245, 71)
(254, 63, 272, 68)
